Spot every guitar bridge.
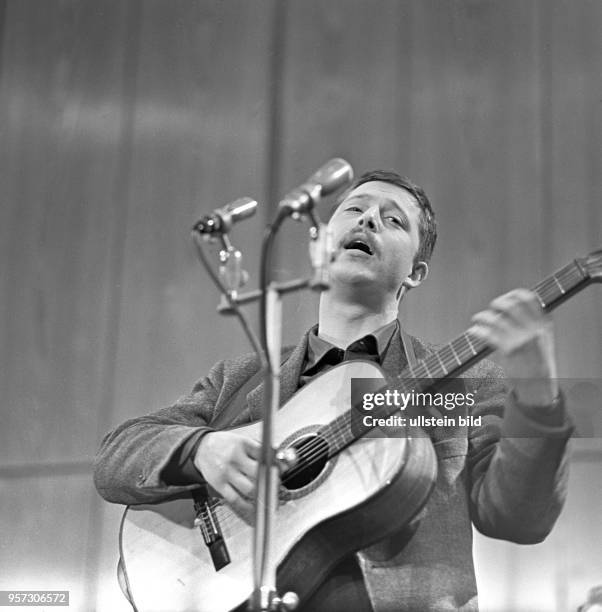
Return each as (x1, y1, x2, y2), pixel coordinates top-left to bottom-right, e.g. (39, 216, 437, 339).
(193, 495, 230, 571)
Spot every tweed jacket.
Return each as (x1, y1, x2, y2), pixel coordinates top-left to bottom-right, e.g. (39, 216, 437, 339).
(94, 326, 573, 611)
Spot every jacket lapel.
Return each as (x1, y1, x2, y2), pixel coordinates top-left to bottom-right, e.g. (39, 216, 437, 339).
(245, 331, 310, 421)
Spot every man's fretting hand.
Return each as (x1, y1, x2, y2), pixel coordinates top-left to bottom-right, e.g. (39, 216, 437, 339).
(470, 288, 558, 406)
(194, 431, 260, 525)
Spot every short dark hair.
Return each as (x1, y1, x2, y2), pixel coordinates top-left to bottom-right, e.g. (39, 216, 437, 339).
(336, 169, 437, 265)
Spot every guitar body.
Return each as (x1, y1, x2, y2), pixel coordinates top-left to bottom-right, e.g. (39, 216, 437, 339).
(120, 361, 437, 612)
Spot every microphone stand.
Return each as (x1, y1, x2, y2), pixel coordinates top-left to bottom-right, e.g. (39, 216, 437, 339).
(191, 160, 350, 611)
(249, 208, 332, 612)
(251, 281, 288, 612)
(192, 213, 328, 612)
(249, 211, 296, 612)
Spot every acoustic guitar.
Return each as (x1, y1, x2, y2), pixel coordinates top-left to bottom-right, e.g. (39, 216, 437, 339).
(119, 249, 602, 612)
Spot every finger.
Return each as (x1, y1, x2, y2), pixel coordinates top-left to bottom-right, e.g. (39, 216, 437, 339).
(241, 438, 261, 461)
(488, 295, 529, 325)
(469, 321, 511, 351)
(469, 323, 497, 346)
(235, 452, 259, 480)
(471, 310, 513, 335)
(229, 470, 256, 501)
(489, 289, 542, 323)
(222, 483, 255, 524)
(513, 288, 544, 316)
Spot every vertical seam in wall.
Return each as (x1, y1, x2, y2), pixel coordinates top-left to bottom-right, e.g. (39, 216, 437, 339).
(83, 0, 143, 608)
(586, 6, 601, 250)
(537, 0, 553, 270)
(265, 0, 287, 216)
(402, 0, 413, 169)
(532, 0, 544, 277)
(586, 5, 602, 366)
(0, 0, 7, 81)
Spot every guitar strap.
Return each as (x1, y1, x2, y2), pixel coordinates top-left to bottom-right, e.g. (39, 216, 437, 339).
(399, 325, 418, 369)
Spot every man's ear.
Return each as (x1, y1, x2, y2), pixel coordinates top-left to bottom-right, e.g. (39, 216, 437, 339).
(402, 261, 429, 290)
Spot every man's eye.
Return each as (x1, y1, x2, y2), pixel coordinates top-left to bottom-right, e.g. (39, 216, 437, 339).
(345, 206, 362, 213)
(385, 216, 404, 227)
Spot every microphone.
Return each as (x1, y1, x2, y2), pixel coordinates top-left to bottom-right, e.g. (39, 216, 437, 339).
(193, 197, 258, 235)
(279, 158, 354, 217)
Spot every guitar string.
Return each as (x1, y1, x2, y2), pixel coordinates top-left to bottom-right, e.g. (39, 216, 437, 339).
(195, 264, 583, 523)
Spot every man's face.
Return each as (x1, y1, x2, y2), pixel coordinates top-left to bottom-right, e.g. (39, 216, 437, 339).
(327, 180, 424, 297)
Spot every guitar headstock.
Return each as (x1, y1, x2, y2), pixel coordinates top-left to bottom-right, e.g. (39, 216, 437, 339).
(580, 248, 602, 282)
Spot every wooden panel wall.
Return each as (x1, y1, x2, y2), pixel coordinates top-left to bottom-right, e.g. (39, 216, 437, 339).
(0, 0, 132, 465)
(0, 3, 134, 607)
(1, 2, 600, 610)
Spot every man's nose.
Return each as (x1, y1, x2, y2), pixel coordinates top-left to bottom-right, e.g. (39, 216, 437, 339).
(357, 207, 380, 231)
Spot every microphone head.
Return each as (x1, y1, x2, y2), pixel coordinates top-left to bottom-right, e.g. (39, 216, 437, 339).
(219, 197, 257, 233)
(222, 197, 257, 218)
(308, 158, 354, 198)
(193, 197, 258, 235)
(279, 158, 354, 217)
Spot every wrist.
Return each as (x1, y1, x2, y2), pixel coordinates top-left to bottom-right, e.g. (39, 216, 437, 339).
(505, 388, 569, 431)
(513, 377, 559, 407)
(511, 386, 563, 414)
(193, 430, 216, 474)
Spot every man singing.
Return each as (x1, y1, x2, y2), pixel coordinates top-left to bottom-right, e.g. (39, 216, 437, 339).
(94, 170, 572, 611)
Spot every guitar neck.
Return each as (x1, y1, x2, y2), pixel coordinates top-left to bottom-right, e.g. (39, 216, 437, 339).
(320, 258, 592, 459)
(402, 257, 591, 382)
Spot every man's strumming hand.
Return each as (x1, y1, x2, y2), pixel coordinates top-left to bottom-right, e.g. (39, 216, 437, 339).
(470, 288, 558, 407)
(194, 431, 260, 525)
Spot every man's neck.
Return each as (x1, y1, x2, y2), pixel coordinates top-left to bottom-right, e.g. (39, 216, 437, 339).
(317, 290, 399, 348)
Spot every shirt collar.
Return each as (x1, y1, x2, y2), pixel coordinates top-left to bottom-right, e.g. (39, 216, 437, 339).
(304, 319, 399, 372)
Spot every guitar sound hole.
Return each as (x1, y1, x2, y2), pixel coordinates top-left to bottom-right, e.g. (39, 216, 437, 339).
(281, 434, 329, 491)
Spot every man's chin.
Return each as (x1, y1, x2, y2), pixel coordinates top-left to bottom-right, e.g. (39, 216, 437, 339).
(329, 260, 376, 284)
(328, 266, 384, 295)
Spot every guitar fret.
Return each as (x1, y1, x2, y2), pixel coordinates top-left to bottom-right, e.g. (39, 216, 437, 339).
(554, 274, 566, 294)
(435, 352, 449, 375)
(535, 293, 547, 310)
(421, 360, 434, 378)
(465, 333, 478, 356)
(443, 345, 461, 370)
(535, 262, 584, 308)
(449, 342, 462, 365)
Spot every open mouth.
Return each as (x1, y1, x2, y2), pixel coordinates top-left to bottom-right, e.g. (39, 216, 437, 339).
(343, 238, 374, 256)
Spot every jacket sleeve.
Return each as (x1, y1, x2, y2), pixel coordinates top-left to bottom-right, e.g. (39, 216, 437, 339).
(93, 360, 227, 506)
(467, 363, 573, 544)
